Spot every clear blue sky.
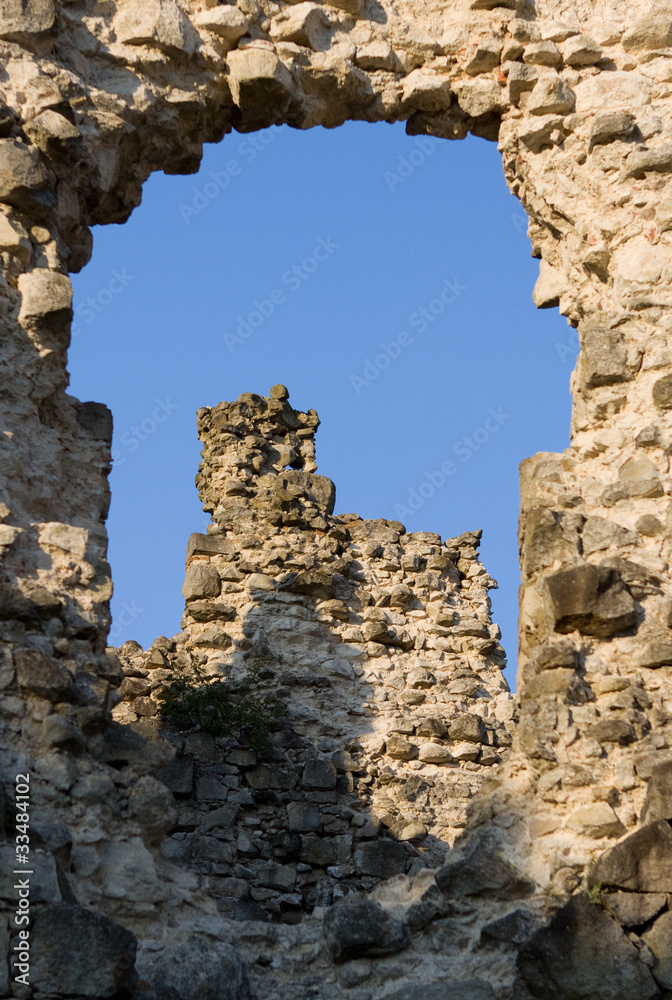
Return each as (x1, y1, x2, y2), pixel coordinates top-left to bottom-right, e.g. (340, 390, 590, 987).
(67, 122, 576, 689)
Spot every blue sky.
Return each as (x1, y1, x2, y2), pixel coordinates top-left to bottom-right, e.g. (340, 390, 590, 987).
(67, 121, 576, 689)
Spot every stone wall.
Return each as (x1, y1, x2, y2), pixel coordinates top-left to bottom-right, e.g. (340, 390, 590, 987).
(4, 0, 672, 997)
(111, 386, 512, 921)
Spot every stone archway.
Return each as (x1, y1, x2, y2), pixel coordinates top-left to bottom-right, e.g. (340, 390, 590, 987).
(3, 2, 672, 997)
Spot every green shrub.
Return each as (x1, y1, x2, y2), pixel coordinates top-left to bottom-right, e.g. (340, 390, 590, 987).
(587, 883, 604, 906)
(157, 656, 285, 754)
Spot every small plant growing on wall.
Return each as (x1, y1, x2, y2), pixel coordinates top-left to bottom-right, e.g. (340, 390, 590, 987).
(157, 654, 285, 754)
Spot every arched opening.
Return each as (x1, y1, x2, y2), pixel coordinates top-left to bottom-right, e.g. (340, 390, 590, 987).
(67, 121, 573, 687)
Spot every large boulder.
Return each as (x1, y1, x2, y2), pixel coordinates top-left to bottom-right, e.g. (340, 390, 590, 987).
(154, 938, 252, 1000)
(517, 894, 660, 1000)
(323, 898, 409, 963)
(588, 820, 672, 892)
(30, 903, 137, 997)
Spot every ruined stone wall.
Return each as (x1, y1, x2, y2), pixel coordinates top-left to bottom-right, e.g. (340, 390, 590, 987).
(4, 0, 672, 998)
(111, 386, 512, 921)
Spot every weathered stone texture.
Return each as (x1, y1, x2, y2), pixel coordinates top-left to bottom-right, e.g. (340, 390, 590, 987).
(4, 0, 672, 998)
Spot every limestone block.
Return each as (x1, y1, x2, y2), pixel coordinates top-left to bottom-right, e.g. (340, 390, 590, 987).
(0, 0, 56, 48)
(654, 373, 672, 410)
(356, 41, 400, 72)
(589, 820, 672, 892)
(227, 48, 293, 120)
(464, 39, 502, 75)
(194, 6, 249, 42)
(202, 803, 238, 831)
(301, 834, 337, 865)
(622, 17, 672, 52)
(589, 111, 636, 148)
(449, 713, 485, 743)
(451, 741, 480, 762)
(386, 734, 419, 760)
(517, 895, 659, 1000)
(562, 35, 601, 67)
(566, 803, 624, 838)
(573, 71, 652, 111)
(270, 3, 329, 50)
(580, 328, 630, 388)
(192, 625, 231, 648)
(453, 78, 502, 118)
(186, 532, 234, 560)
(128, 775, 178, 846)
(402, 70, 452, 111)
(14, 648, 72, 699)
(354, 841, 407, 882)
(287, 801, 321, 832)
(527, 76, 575, 115)
(0, 139, 53, 215)
(182, 562, 221, 601)
(506, 63, 539, 103)
(31, 904, 137, 998)
(523, 41, 562, 68)
(607, 892, 666, 928)
(17, 268, 73, 331)
(624, 145, 672, 180)
(155, 755, 194, 796)
(581, 517, 638, 554)
(196, 775, 229, 801)
(418, 742, 453, 764)
(323, 898, 409, 963)
(545, 564, 637, 638)
(99, 721, 176, 774)
(114, 0, 201, 57)
(302, 758, 338, 789)
(23, 110, 82, 162)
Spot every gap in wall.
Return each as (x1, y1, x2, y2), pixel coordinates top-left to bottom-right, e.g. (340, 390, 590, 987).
(67, 121, 574, 689)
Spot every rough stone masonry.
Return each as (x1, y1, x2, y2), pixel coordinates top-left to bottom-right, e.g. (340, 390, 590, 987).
(4, 0, 672, 997)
